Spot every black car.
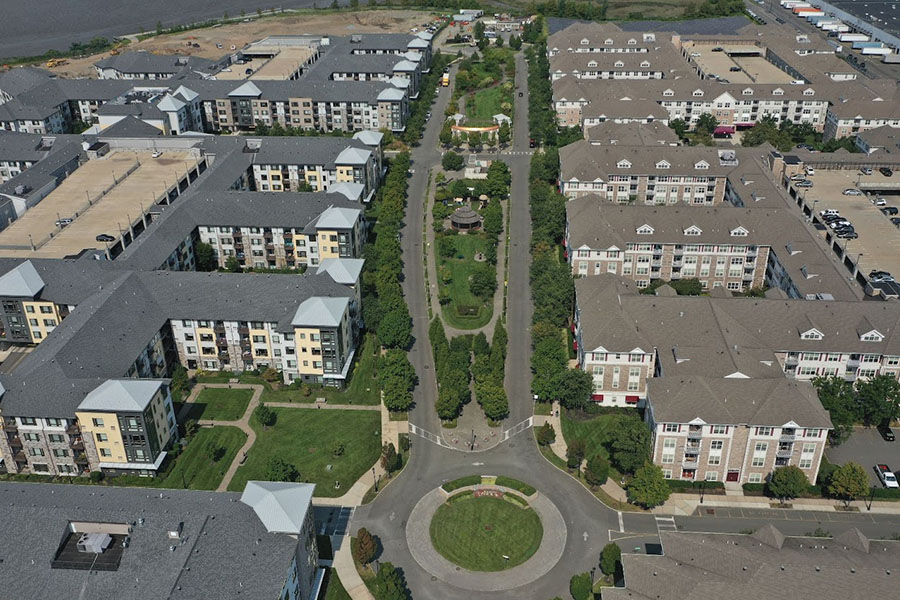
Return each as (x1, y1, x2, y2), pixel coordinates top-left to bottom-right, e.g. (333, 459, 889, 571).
(838, 231, 859, 239)
(729, 66, 741, 72)
(518, 91, 523, 97)
(880, 167, 894, 177)
(882, 207, 899, 216)
(893, 217, 900, 227)
(529, 138, 536, 148)
(879, 425, 896, 442)
(95, 234, 115, 243)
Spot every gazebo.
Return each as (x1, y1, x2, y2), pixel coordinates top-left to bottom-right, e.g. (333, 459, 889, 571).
(450, 205, 482, 231)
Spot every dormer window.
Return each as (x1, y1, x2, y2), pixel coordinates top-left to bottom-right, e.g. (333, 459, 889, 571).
(655, 160, 671, 169)
(695, 161, 709, 170)
(730, 227, 748, 237)
(614, 60, 624, 68)
(683, 225, 702, 236)
(860, 330, 884, 342)
(692, 89, 704, 97)
(773, 88, 784, 96)
(636, 224, 655, 235)
(588, 60, 598, 68)
(801, 330, 823, 340)
(663, 89, 674, 97)
(643, 34, 656, 42)
(581, 38, 589, 45)
(617, 159, 632, 169)
(605, 38, 613, 46)
(640, 61, 650, 68)
(742, 88, 753, 96)
(627, 38, 637, 45)
(803, 88, 814, 96)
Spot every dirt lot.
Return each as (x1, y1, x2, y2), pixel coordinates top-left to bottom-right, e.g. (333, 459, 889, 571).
(47, 10, 438, 79)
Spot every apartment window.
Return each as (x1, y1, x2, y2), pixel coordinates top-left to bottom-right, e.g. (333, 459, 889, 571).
(708, 440, 723, 465)
(804, 429, 821, 438)
(95, 433, 108, 442)
(33, 464, 49, 473)
(710, 425, 727, 435)
(40, 305, 53, 314)
(756, 427, 773, 436)
(612, 367, 620, 389)
(48, 434, 64, 443)
(748, 473, 762, 483)
(99, 448, 112, 457)
(662, 438, 676, 464)
(28, 448, 45, 457)
(23, 433, 40, 442)
(663, 423, 679, 433)
(662, 469, 673, 480)
(92, 418, 104, 427)
(20, 417, 37, 426)
(705, 471, 718, 482)
(627, 367, 640, 391)
(52, 448, 68, 458)
(25, 306, 34, 313)
(751, 441, 768, 467)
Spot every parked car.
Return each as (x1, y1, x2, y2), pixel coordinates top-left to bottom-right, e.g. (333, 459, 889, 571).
(829, 220, 852, 229)
(880, 167, 894, 177)
(878, 425, 896, 442)
(529, 138, 536, 148)
(881, 207, 899, 216)
(796, 143, 816, 151)
(892, 217, 900, 227)
(54, 218, 73, 227)
(712, 47, 724, 52)
(805, 167, 815, 176)
(860, 167, 873, 175)
(95, 234, 115, 243)
(838, 231, 859, 239)
(795, 180, 813, 188)
(876, 464, 899, 488)
(729, 66, 741, 72)
(820, 209, 840, 217)
(873, 197, 888, 206)
(869, 271, 895, 283)
(843, 188, 864, 196)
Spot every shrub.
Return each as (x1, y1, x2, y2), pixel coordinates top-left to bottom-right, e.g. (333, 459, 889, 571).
(90, 471, 104, 483)
(600, 542, 622, 577)
(442, 475, 482, 492)
(536, 422, 556, 446)
(584, 454, 610, 487)
(266, 457, 300, 482)
(494, 476, 537, 496)
(569, 572, 592, 600)
(566, 439, 586, 470)
(354, 528, 377, 566)
(255, 404, 276, 427)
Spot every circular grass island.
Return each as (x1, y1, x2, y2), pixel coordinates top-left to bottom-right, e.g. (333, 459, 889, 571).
(429, 491, 544, 572)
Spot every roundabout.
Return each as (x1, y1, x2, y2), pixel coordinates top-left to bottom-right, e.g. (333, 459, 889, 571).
(405, 477, 567, 591)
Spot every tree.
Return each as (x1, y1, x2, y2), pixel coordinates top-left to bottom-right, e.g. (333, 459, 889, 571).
(184, 418, 199, 438)
(477, 383, 508, 421)
(812, 376, 859, 445)
(194, 241, 216, 271)
(266, 457, 300, 482)
(600, 542, 622, 578)
(627, 463, 671, 508)
(567, 438, 586, 469)
(828, 462, 869, 507)
(467, 129, 482, 149)
(332, 441, 345, 456)
(473, 20, 486, 41)
(767, 465, 809, 504)
(569, 572, 592, 600)
(669, 118, 687, 139)
(381, 443, 402, 474)
(509, 34, 522, 50)
(378, 349, 416, 412)
(495, 36, 504, 48)
(255, 403, 276, 427)
(205, 441, 225, 462)
(694, 113, 718, 136)
(469, 266, 497, 299)
(371, 562, 410, 600)
(224, 256, 241, 272)
(608, 417, 651, 474)
(171, 365, 189, 395)
(498, 120, 511, 145)
(552, 368, 593, 410)
(584, 454, 610, 486)
(378, 308, 411, 349)
(536, 422, 556, 446)
(354, 528, 377, 566)
(439, 123, 453, 146)
(441, 150, 464, 171)
(856, 375, 900, 426)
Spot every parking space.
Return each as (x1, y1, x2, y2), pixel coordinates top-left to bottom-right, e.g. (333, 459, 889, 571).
(684, 42, 796, 84)
(800, 170, 900, 280)
(826, 427, 900, 487)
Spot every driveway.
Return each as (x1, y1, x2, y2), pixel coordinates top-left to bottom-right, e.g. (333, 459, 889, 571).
(826, 427, 900, 486)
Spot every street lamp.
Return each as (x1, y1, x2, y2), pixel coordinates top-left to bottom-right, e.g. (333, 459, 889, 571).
(372, 467, 378, 492)
(590, 567, 596, 584)
(470, 428, 476, 451)
(865, 485, 876, 511)
(699, 480, 705, 504)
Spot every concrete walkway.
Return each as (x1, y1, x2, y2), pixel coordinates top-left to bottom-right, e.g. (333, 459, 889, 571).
(263, 401, 380, 411)
(532, 401, 567, 461)
(655, 491, 900, 516)
(424, 165, 509, 340)
(405, 485, 567, 592)
(181, 383, 261, 492)
(332, 535, 375, 600)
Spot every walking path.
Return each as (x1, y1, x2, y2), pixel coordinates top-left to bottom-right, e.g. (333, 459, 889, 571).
(405, 485, 567, 592)
(656, 491, 900, 516)
(180, 383, 261, 492)
(424, 164, 508, 340)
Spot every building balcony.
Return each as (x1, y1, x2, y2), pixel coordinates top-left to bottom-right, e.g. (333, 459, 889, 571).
(684, 445, 700, 455)
(216, 338, 229, 348)
(780, 434, 796, 442)
(13, 451, 26, 462)
(69, 437, 84, 451)
(687, 429, 703, 440)
(776, 449, 793, 459)
(7, 436, 22, 448)
(73, 453, 88, 464)
(218, 350, 230, 358)
(213, 324, 225, 333)
(65, 424, 80, 435)
(3, 423, 18, 433)
(682, 459, 699, 469)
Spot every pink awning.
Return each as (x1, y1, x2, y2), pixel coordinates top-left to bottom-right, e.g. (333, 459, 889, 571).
(714, 126, 736, 134)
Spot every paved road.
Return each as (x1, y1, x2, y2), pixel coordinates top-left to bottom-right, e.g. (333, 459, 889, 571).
(0, 0, 335, 59)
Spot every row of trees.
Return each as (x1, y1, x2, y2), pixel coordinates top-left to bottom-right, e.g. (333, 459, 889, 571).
(525, 43, 557, 146)
(362, 153, 413, 351)
(404, 51, 452, 145)
(378, 349, 417, 413)
(813, 375, 900, 444)
(473, 325, 509, 422)
(767, 462, 873, 507)
(430, 319, 472, 420)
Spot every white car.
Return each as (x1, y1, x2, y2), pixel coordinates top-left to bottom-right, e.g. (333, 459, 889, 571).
(843, 188, 864, 196)
(873, 197, 888, 206)
(876, 464, 899, 488)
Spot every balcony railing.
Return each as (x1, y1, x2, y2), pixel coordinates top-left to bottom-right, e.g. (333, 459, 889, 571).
(684, 445, 700, 455)
(776, 449, 793, 458)
(682, 459, 699, 469)
(687, 429, 703, 440)
(3, 424, 18, 433)
(780, 434, 796, 442)
(65, 424, 80, 435)
(7, 436, 22, 448)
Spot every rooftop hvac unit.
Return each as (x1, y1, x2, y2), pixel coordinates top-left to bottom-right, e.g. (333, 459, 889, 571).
(76, 532, 112, 554)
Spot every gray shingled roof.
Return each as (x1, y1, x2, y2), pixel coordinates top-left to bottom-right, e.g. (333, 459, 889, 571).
(77, 379, 165, 412)
(240, 481, 315, 534)
(0, 482, 301, 600)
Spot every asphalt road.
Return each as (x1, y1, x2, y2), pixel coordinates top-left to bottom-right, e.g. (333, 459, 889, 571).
(0, 0, 332, 59)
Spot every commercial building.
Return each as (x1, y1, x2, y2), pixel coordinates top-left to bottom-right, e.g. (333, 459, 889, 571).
(605, 527, 899, 599)
(0, 480, 321, 600)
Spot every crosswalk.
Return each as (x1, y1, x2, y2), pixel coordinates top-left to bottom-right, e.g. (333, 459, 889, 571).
(655, 516, 678, 534)
(409, 416, 534, 450)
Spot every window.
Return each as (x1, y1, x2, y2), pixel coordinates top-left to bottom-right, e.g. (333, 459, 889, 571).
(708, 440, 723, 465)
(627, 367, 640, 391)
(662, 438, 676, 463)
(99, 448, 112, 457)
(611, 367, 620, 389)
(662, 469, 673, 480)
(95, 433, 108, 442)
(52, 448, 68, 458)
(23, 433, 39, 442)
(804, 428, 821, 438)
(19, 417, 36, 426)
(92, 418, 104, 427)
(705, 471, 718, 481)
(710, 425, 727, 435)
(48, 434, 64, 443)
(756, 427, 773, 436)
(751, 441, 768, 467)
(33, 463, 49, 473)
(28, 448, 45, 457)
(748, 473, 762, 483)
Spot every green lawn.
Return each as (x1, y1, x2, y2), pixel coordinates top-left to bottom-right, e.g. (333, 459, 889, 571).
(467, 86, 505, 126)
(560, 410, 639, 480)
(438, 233, 494, 330)
(160, 426, 246, 490)
(195, 334, 381, 406)
(187, 388, 253, 421)
(227, 408, 381, 496)
(324, 568, 351, 600)
(430, 495, 543, 571)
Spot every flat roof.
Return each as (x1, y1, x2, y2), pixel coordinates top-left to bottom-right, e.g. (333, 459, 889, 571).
(0, 150, 196, 258)
(685, 41, 797, 84)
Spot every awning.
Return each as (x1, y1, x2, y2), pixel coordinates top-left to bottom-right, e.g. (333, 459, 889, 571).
(625, 395, 640, 404)
(591, 394, 604, 402)
(714, 126, 736, 135)
(734, 123, 756, 127)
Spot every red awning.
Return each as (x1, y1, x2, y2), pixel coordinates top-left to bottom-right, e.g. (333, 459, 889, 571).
(714, 126, 736, 134)
(625, 395, 640, 404)
(734, 123, 755, 127)
(591, 394, 604, 402)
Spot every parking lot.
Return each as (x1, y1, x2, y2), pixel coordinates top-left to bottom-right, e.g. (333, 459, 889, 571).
(684, 42, 796, 84)
(826, 427, 900, 487)
(802, 169, 900, 281)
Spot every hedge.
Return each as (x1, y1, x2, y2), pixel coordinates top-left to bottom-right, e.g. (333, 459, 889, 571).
(446, 490, 475, 504)
(667, 480, 725, 495)
(494, 476, 537, 496)
(502, 493, 529, 508)
(740, 482, 900, 500)
(441, 475, 482, 492)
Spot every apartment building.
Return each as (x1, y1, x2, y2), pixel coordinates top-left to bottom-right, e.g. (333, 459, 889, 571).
(0, 480, 321, 600)
(559, 141, 730, 204)
(547, 21, 658, 56)
(566, 202, 773, 291)
(0, 261, 362, 476)
(575, 274, 900, 408)
(855, 125, 900, 154)
(94, 51, 221, 80)
(824, 94, 900, 140)
(646, 377, 830, 484)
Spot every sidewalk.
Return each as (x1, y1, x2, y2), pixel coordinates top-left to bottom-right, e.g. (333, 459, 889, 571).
(532, 401, 567, 461)
(333, 535, 375, 600)
(655, 491, 900, 516)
